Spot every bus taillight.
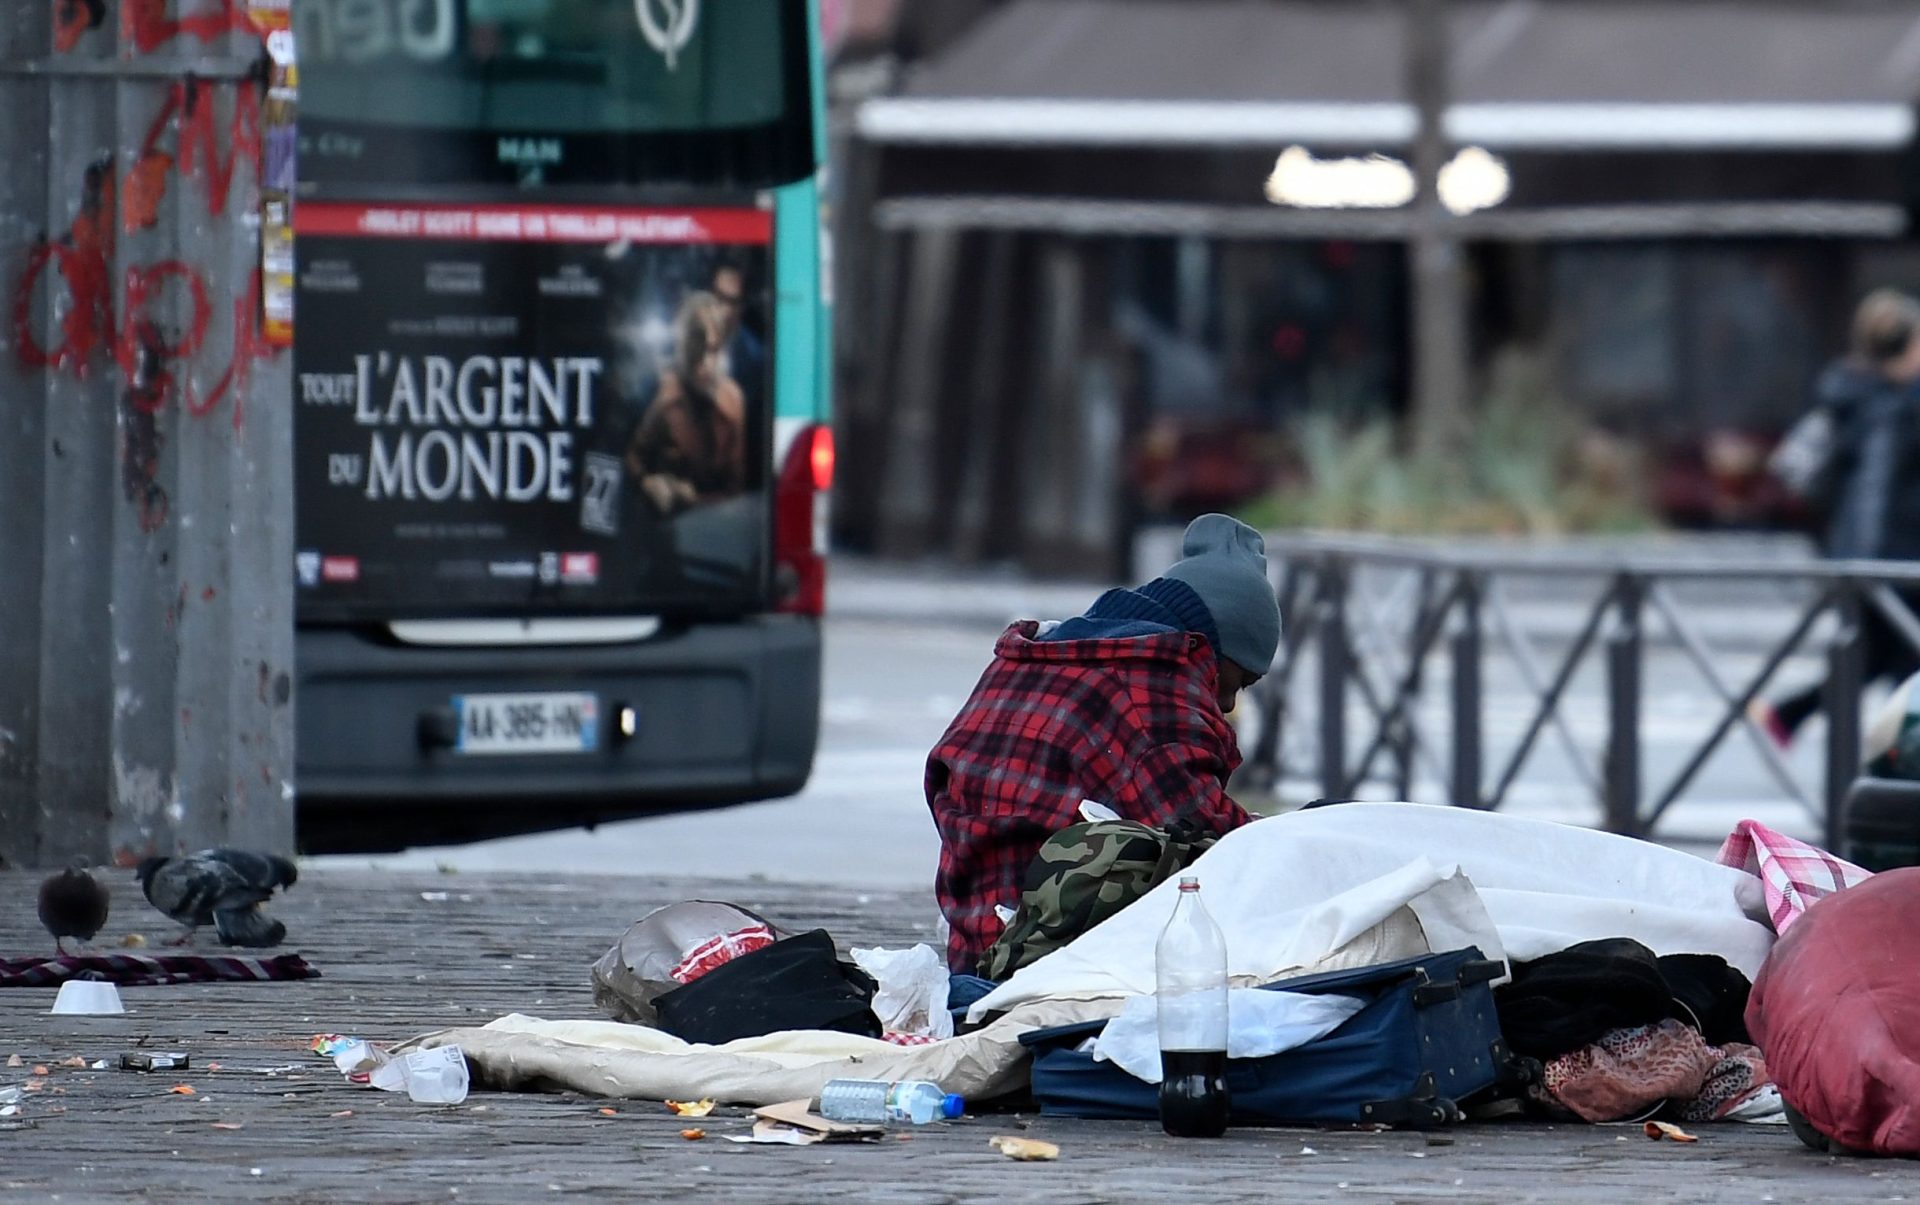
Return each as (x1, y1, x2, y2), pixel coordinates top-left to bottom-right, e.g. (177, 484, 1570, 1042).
(775, 424, 831, 616)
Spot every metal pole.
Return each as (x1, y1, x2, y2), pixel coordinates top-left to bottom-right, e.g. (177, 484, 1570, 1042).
(1406, 0, 1470, 458)
(0, 12, 293, 866)
(1394, 567, 1435, 800)
(1450, 572, 1483, 809)
(1824, 583, 1866, 852)
(1604, 575, 1645, 835)
(1318, 560, 1350, 800)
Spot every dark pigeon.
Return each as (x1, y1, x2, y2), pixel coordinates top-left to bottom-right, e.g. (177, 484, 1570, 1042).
(37, 865, 110, 954)
(202, 848, 298, 892)
(135, 847, 295, 948)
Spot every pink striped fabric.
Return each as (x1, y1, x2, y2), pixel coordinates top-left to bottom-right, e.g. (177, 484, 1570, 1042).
(1716, 820, 1870, 935)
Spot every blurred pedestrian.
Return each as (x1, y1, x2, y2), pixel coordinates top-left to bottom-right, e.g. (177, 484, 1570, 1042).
(925, 514, 1281, 973)
(1754, 289, 1920, 747)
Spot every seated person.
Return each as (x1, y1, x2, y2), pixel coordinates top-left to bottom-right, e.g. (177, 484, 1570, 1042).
(926, 514, 1282, 973)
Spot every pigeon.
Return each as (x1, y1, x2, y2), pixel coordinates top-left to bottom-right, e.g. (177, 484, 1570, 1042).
(37, 865, 110, 955)
(135, 848, 296, 948)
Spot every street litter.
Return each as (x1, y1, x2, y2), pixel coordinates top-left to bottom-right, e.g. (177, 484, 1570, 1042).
(168, 1084, 195, 1095)
(120, 1052, 190, 1073)
(329, 1110, 353, 1118)
(55, 1057, 85, 1069)
(325, 1037, 468, 1103)
(0, 1105, 18, 1118)
(211, 1122, 244, 1131)
(310, 1034, 356, 1058)
(665, 1098, 714, 1117)
(724, 1122, 821, 1147)
(4, 1055, 17, 1067)
(0, 1088, 19, 1105)
(720, 1099, 883, 1146)
(850, 944, 953, 1040)
(50, 980, 123, 1015)
(1646, 1121, 1699, 1143)
(597, 1107, 617, 1116)
(29, 1066, 45, 1077)
(679, 1128, 706, 1140)
(989, 1136, 1059, 1161)
(389, 1046, 470, 1104)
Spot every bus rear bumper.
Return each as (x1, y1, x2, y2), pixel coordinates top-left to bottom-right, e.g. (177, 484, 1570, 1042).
(294, 615, 821, 852)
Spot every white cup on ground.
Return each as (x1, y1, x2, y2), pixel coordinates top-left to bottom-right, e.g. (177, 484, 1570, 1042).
(50, 980, 125, 1015)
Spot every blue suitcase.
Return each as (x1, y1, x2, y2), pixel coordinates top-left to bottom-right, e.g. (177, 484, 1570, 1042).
(1018, 947, 1531, 1128)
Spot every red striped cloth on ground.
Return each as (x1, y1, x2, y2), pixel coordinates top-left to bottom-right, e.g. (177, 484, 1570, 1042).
(0, 953, 320, 987)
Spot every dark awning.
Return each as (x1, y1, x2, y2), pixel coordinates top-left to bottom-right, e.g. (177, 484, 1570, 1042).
(858, 0, 1920, 151)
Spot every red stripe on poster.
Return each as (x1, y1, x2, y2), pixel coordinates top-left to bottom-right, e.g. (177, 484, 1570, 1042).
(292, 203, 773, 244)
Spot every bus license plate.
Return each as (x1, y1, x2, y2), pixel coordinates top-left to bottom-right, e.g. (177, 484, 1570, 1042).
(454, 692, 599, 755)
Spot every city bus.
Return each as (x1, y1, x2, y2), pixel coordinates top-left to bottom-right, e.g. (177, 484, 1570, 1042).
(286, 0, 832, 851)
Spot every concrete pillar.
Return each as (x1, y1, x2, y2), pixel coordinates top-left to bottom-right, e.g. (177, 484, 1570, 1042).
(0, 2, 294, 867)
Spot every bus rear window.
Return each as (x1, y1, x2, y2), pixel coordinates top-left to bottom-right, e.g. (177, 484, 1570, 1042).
(295, 0, 815, 191)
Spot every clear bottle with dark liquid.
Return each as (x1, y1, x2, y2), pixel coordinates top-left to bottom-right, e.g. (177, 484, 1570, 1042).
(1156, 875, 1230, 1137)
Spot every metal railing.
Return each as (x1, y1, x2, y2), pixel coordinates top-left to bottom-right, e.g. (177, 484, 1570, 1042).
(1238, 535, 1920, 847)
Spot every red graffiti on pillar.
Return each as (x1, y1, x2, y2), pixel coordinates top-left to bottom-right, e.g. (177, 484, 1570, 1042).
(52, 0, 107, 52)
(118, 260, 212, 415)
(197, 269, 272, 432)
(10, 159, 115, 374)
(125, 78, 262, 229)
(10, 74, 273, 532)
(121, 0, 262, 54)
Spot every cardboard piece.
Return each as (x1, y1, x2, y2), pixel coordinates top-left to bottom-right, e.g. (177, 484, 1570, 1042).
(749, 1098, 884, 1143)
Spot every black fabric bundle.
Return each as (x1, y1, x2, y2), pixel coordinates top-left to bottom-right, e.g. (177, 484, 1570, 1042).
(1494, 938, 1752, 1061)
(652, 929, 882, 1046)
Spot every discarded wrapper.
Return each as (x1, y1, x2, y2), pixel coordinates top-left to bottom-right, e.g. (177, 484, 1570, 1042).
(1644, 1121, 1699, 1143)
(989, 1136, 1060, 1161)
(310, 1034, 358, 1059)
(120, 1052, 190, 1073)
(725, 1120, 824, 1146)
(330, 1040, 386, 1080)
(666, 1098, 715, 1117)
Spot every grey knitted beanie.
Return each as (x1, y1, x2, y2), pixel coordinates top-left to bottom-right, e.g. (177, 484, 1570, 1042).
(1159, 514, 1282, 675)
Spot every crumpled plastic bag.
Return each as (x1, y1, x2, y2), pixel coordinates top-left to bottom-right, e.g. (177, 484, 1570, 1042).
(1091, 988, 1364, 1083)
(851, 944, 953, 1040)
(592, 902, 795, 1026)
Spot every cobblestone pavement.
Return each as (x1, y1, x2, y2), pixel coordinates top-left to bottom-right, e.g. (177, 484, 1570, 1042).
(0, 869, 1908, 1203)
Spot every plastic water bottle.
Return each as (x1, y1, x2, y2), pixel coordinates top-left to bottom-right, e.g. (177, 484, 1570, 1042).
(401, 1046, 470, 1104)
(818, 1078, 964, 1124)
(1156, 875, 1229, 1137)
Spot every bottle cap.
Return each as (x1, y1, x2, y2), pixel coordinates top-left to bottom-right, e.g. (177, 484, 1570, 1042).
(941, 1093, 965, 1119)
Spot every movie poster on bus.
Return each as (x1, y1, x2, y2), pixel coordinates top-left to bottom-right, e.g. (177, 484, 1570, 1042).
(292, 201, 773, 618)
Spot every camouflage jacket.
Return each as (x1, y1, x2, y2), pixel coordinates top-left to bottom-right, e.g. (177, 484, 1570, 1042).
(978, 818, 1218, 981)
